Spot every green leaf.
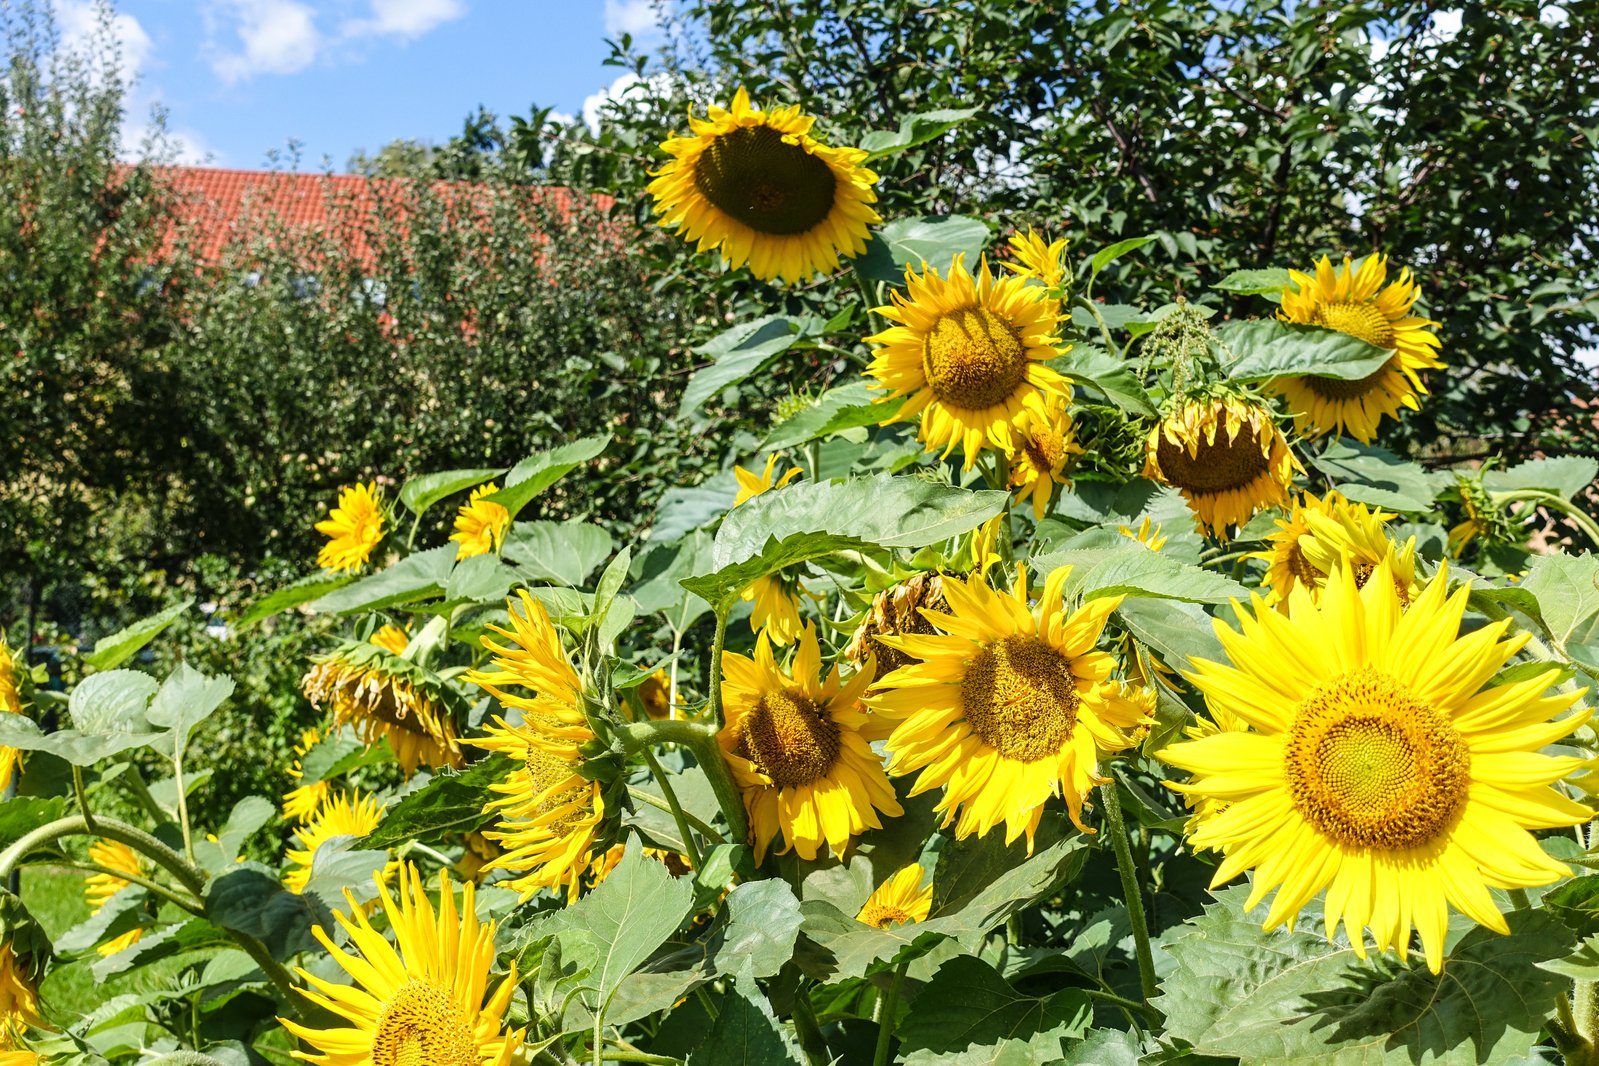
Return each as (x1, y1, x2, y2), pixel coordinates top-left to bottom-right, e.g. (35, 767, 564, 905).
(1027, 546, 1250, 605)
(0, 796, 66, 849)
(685, 475, 1007, 607)
(1216, 319, 1395, 382)
(0, 712, 159, 767)
(1054, 347, 1157, 417)
(1158, 887, 1573, 1065)
(82, 599, 193, 671)
(1089, 235, 1157, 279)
(760, 380, 901, 451)
(859, 215, 991, 283)
(679, 316, 812, 416)
(359, 755, 512, 849)
(1311, 440, 1443, 512)
(205, 864, 330, 960)
(1517, 554, 1599, 671)
(711, 879, 804, 979)
(486, 435, 611, 521)
(898, 956, 1093, 1065)
(1542, 876, 1599, 938)
(69, 670, 160, 734)
(144, 664, 235, 763)
(1214, 268, 1292, 299)
(399, 466, 504, 516)
(631, 533, 715, 632)
(502, 520, 614, 587)
(236, 572, 353, 630)
(1539, 934, 1599, 980)
(1484, 456, 1599, 501)
(194, 796, 275, 876)
(860, 107, 981, 160)
(445, 554, 521, 605)
(685, 976, 806, 1066)
(307, 545, 456, 614)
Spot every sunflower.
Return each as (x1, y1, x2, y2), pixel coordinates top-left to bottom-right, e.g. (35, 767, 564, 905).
(283, 727, 333, 823)
(647, 88, 879, 284)
(279, 864, 524, 1066)
(370, 623, 409, 656)
(450, 483, 511, 560)
(0, 1050, 36, 1064)
(1270, 254, 1443, 442)
(1007, 401, 1083, 520)
(466, 592, 607, 900)
(867, 255, 1071, 471)
(1158, 562, 1592, 973)
(734, 454, 801, 505)
(1001, 227, 1069, 291)
(718, 622, 903, 863)
(734, 455, 806, 645)
(1142, 395, 1296, 539)
(0, 942, 41, 1047)
(0, 638, 23, 794)
(845, 572, 948, 685)
(1447, 472, 1517, 557)
(83, 840, 146, 957)
(284, 790, 387, 893)
(302, 637, 463, 777)
(856, 863, 934, 929)
(315, 482, 385, 573)
(1118, 517, 1168, 552)
(1257, 490, 1419, 609)
(636, 668, 681, 720)
(869, 566, 1153, 849)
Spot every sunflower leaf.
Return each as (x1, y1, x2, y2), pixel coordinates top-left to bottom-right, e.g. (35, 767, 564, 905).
(679, 315, 818, 416)
(1215, 268, 1293, 300)
(236, 572, 353, 630)
(503, 519, 614, 587)
(358, 755, 513, 850)
(896, 955, 1094, 1065)
(398, 466, 504, 517)
(306, 545, 456, 615)
(1088, 235, 1158, 280)
(1055, 346, 1158, 417)
(487, 435, 612, 522)
(1483, 456, 1599, 501)
(685, 972, 807, 1066)
(858, 215, 991, 282)
(860, 107, 981, 160)
(1215, 319, 1395, 382)
(1028, 545, 1250, 605)
(81, 599, 193, 671)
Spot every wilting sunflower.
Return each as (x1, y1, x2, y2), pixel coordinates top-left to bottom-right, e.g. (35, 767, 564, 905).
(845, 572, 948, 686)
(1257, 490, 1419, 609)
(869, 566, 1153, 848)
(0, 637, 23, 794)
(734, 455, 806, 646)
(279, 864, 524, 1066)
(302, 636, 463, 776)
(315, 482, 385, 573)
(1007, 401, 1083, 520)
(83, 840, 146, 956)
(1446, 472, 1518, 557)
(647, 87, 880, 284)
(1271, 254, 1444, 442)
(1001, 227, 1069, 291)
(856, 863, 934, 929)
(867, 254, 1071, 471)
(284, 790, 387, 893)
(718, 622, 902, 863)
(282, 727, 332, 823)
(1159, 562, 1591, 973)
(0, 942, 41, 1047)
(450, 483, 511, 560)
(1143, 395, 1296, 539)
(370, 623, 409, 655)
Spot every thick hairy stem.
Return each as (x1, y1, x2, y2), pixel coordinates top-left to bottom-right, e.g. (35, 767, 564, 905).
(707, 609, 730, 730)
(871, 958, 910, 1066)
(1101, 781, 1158, 1004)
(1493, 489, 1599, 550)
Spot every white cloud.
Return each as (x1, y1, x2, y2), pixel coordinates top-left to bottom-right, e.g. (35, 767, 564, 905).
(57, 0, 153, 86)
(208, 0, 322, 84)
(342, 0, 466, 42)
(581, 70, 672, 132)
(603, 0, 659, 41)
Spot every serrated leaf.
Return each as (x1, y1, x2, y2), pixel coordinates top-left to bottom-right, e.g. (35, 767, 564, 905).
(1483, 456, 1599, 501)
(445, 554, 521, 604)
(631, 533, 715, 632)
(1089, 235, 1157, 278)
(204, 864, 331, 960)
(1539, 933, 1599, 979)
(1542, 876, 1599, 937)
(1027, 546, 1250, 605)
(898, 955, 1093, 1065)
(860, 107, 981, 160)
(711, 880, 803, 979)
(1215, 319, 1395, 382)
(485, 435, 611, 521)
(0, 796, 66, 849)
(359, 755, 511, 849)
(0, 671, 166, 765)
(1055, 347, 1157, 417)
(685, 976, 806, 1065)
(859, 215, 990, 282)
(502, 520, 614, 587)
(194, 795, 275, 876)
(1311, 440, 1442, 512)
(144, 664, 235, 762)
(679, 316, 812, 415)
(1215, 268, 1291, 299)
(307, 545, 456, 615)
(399, 466, 504, 516)
(236, 572, 354, 630)
(1519, 554, 1599, 660)
(82, 599, 193, 671)
(760, 380, 900, 451)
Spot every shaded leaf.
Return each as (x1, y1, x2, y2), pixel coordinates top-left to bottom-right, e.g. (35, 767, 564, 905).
(486, 435, 611, 521)
(1216, 320, 1394, 382)
(685, 975, 806, 1066)
(680, 316, 813, 415)
(898, 955, 1093, 1065)
(503, 519, 614, 587)
(1056, 347, 1157, 417)
(860, 107, 981, 160)
(82, 600, 193, 671)
(760, 380, 900, 451)
(204, 864, 330, 960)
(307, 545, 456, 615)
(236, 572, 353, 630)
(360, 755, 512, 849)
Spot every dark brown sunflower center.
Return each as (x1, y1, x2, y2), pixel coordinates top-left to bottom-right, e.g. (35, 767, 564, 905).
(922, 307, 1029, 411)
(742, 687, 842, 788)
(1020, 425, 1067, 474)
(693, 125, 837, 236)
(960, 635, 1080, 762)
(1283, 666, 1469, 850)
(1154, 421, 1269, 495)
(372, 979, 481, 1066)
(1286, 539, 1322, 588)
(1314, 300, 1396, 349)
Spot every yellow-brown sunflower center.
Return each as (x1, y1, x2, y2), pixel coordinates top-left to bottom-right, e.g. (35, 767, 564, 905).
(693, 125, 837, 236)
(858, 901, 913, 929)
(1285, 536, 1322, 589)
(923, 307, 1029, 411)
(1154, 418, 1270, 495)
(1283, 666, 1469, 850)
(1314, 300, 1397, 349)
(1017, 425, 1067, 478)
(372, 979, 481, 1066)
(742, 687, 842, 788)
(960, 635, 1080, 763)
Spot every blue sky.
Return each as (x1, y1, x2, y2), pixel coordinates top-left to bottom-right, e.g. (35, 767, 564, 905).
(74, 0, 662, 170)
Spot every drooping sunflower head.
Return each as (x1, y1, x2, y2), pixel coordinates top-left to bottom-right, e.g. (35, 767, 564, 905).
(450, 483, 511, 561)
(647, 87, 880, 284)
(1257, 490, 1419, 608)
(1446, 471, 1517, 557)
(1142, 395, 1297, 540)
(302, 639, 464, 777)
(0, 636, 23, 795)
(1001, 227, 1069, 292)
(1007, 400, 1083, 520)
(718, 622, 903, 863)
(1159, 562, 1592, 973)
(284, 789, 387, 893)
(856, 863, 934, 929)
(280, 864, 525, 1066)
(283, 726, 333, 823)
(869, 566, 1155, 849)
(845, 571, 948, 684)
(315, 481, 385, 573)
(866, 254, 1071, 472)
(0, 935, 44, 1047)
(1270, 253, 1444, 442)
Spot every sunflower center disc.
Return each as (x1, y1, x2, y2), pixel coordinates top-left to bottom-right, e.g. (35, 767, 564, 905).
(923, 307, 1029, 411)
(693, 125, 838, 236)
(1315, 300, 1397, 349)
(961, 635, 1080, 762)
(858, 902, 913, 929)
(1305, 364, 1393, 400)
(743, 687, 842, 788)
(1154, 418, 1270, 494)
(372, 979, 481, 1066)
(1283, 666, 1469, 850)
(523, 748, 584, 818)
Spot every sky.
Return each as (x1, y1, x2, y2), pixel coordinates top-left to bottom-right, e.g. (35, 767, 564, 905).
(65, 0, 664, 170)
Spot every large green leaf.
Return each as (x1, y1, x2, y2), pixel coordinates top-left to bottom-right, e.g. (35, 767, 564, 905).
(897, 955, 1093, 1065)
(631, 533, 715, 633)
(710, 879, 804, 979)
(1214, 268, 1291, 299)
(81, 599, 193, 671)
(1027, 546, 1249, 605)
(235, 572, 353, 630)
(685, 976, 806, 1066)
(1519, 553, 1599, 671)
(1311, 440, 1443, 512)
(485, 435, 611, 521)
(684, 475, 1006, 607)
(679, 315, 815, 415)
(445, 554, 522, 605)
(1157, 887, 1572, 1065)
(1054, 347, 1157, 417)
(0, 670, 166, 765)
(144, 664, 235, 764)
(860, 107, 981, 160)
(1483, 456, 1599, 501)
(307, 545, 456, 615)
(360, 755, 511, 849)
(858, 215, 990, 282)
(1215, 319, 1394, 382)
(204, 864, 330, 960)
(502, 519, 614, 587)
(398, 466, 504, 516)
(760, 380, 900, 451)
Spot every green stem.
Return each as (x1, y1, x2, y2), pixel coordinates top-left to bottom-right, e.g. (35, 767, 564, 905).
(707, 608, 730, 730)
(1101, 780, 1157, 1005)
(1554, 991, 1585, 1054)
(1492, 490, 1599, 549)
(620, 721, 750, 859)
(122, 766, 168, 824)
(625, 786, 725, 845)
(173, 752, 195, 865)
(1075, 296, 1119, 360)
(602, 1053, 680, 1065)
(592, 1012, 605, 1066)
(1508, 887, 1532, 910)
(871, 958, 909, 1066)
(1082, 987, 1159, 1023)
(57, 861, 205, 917)
(639, 747, 704, 869)
(72, 765, 96, 833)
(789, 981, 830, 1066)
